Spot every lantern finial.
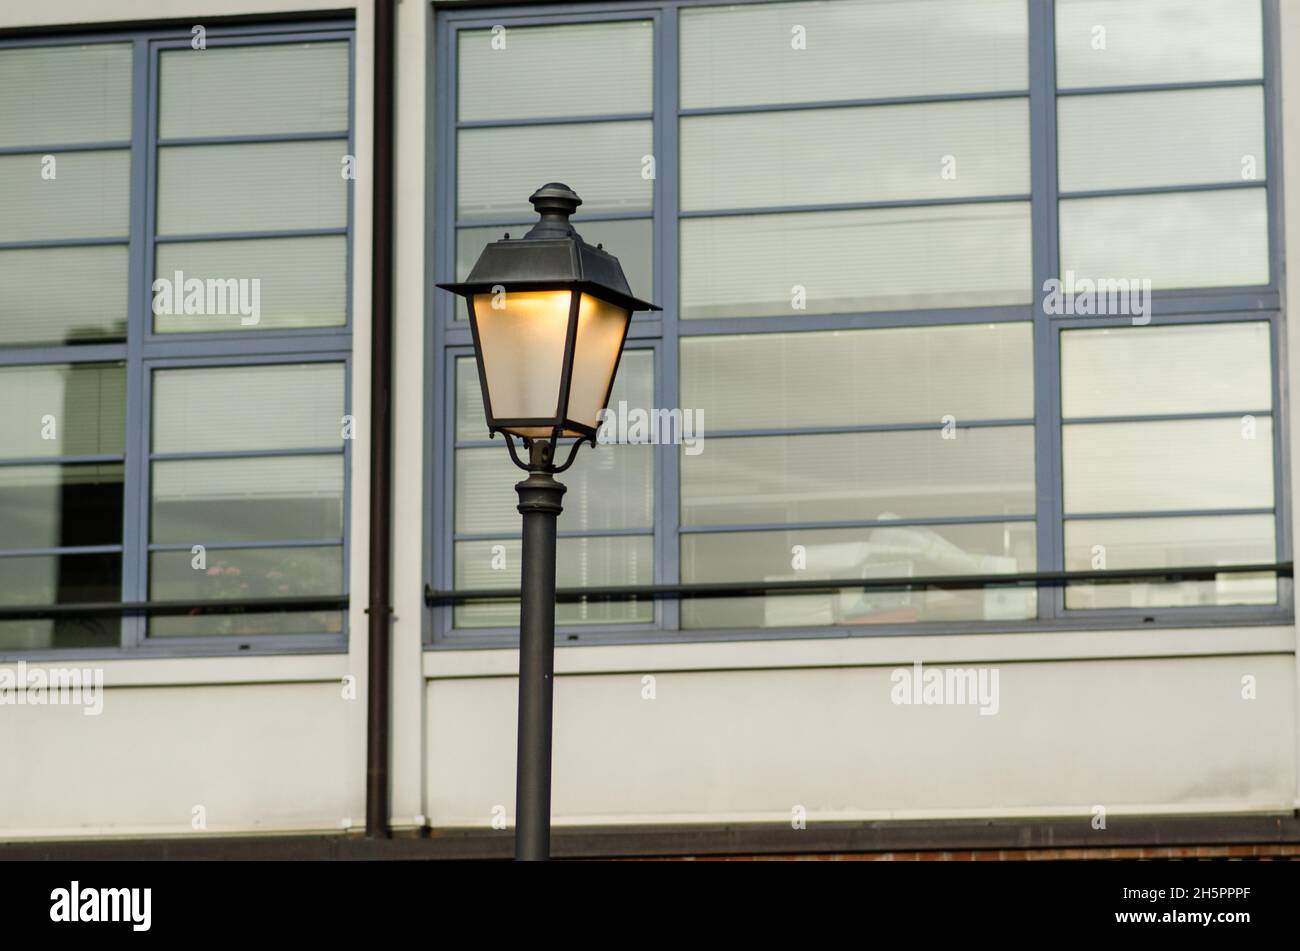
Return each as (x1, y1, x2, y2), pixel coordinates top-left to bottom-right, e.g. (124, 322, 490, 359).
(524, 183, 582, 239)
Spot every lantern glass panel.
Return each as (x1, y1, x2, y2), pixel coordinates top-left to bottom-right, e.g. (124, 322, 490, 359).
(567, 293, 631, 432)
(471, 289, 573, 436)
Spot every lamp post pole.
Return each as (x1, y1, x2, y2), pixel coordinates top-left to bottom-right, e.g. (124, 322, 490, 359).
(514, 440, 566, 861)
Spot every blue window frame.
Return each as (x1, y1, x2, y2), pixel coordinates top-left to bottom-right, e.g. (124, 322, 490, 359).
(427, 0, 1290, 647)
(0, 20, 355, 659)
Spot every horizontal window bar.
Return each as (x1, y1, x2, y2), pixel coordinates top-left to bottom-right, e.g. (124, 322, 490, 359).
(457, 112, 653, 130)
(1058, 181, 1266, 201)
(1056, 78, 1263, 97)
(0, 236, 127, 251)
(677, 307, 1034, 336)
(678, 89, 1029, 118)
(454, 210, 653, 228)
(1048, 301, 1280, 326)
(679, 514, 1036, 535)
(425, 562, 1293, 606)
(0, 594, 347, 622)
(1062, 410, 1271, 426)
(680, 194, 1032, 219)
(0, 544, 122, 558)
(0, 345, 127, 366)
(453, 528, 654, 542)
(1064, 507, 1274, 521)
(700, 419, 1034, 440)
(147, 538, 343, 552)
(0, 454, 123, 467)
(157, 130, 350, 147)
(149, 447, 343, 462)
(153, 227, 347, 244)
(0, 141, 131, 156)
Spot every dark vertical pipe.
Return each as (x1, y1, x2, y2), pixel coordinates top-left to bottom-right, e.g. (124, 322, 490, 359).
(366, 0, 396, 840)
(513, 470, 566, 860)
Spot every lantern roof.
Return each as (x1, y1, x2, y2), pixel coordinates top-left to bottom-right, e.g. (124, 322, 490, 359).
(436, 183, 660, 314)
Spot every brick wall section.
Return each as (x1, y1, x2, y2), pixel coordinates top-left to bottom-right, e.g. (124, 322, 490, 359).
(668, 845, 1300, 861)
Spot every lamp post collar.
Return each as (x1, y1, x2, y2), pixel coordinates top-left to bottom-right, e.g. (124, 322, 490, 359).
(523, 183, 583, 239)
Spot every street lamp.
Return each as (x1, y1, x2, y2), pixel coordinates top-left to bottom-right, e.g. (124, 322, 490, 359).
(437, 183, 659, 860)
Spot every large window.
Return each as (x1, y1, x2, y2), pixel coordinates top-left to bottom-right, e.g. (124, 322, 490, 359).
(0, 23, 353, 656)
(430, 0, 1286, 644)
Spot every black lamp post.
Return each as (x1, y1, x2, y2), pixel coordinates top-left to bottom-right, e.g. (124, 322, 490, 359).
(437, 183, 659, 860)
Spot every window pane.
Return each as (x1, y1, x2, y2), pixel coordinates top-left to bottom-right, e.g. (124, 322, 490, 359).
(681, 323, 1032, 431)
(1064, 515, 1276, 609)
(454, 535, 654, 628)
(681, 203, 1031, 319)
(1059, 189, 1268, 290)
(159, 42, 349, 138)
(456, 218, 653, 305)
(0, 363, 125, 458)
(1058, 87, 1265, 193)
(1063, 418, 1273, 514)
(154, 363, 345, 453)
(0, 464, 123, 549)
(0, 150, 129, 242)
(0, 246, 127, 345)
(682, 522, 1036, 628)
(681, 0, 1027, 109)
(682, 426, 1036, 525)
(0, 553, 121, 650)
(0, 43, 131, 148)
(151, 456, 344, 543)
(1055, 0, 1262, 88)
(457, 349, 653, 441)
(457, 121, 652, 221)
(157, 140, 348, 235)
(153, 236, 347, 332)
(681, 99, 1029, 211)
(1061, 323, 1271, 418)
(456, 444, 653, 535)
(458, 21, 652, 122)
(148, 545, 343, 637)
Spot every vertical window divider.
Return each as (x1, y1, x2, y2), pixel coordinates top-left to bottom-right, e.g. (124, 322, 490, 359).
(1029, 0, 1064, 622)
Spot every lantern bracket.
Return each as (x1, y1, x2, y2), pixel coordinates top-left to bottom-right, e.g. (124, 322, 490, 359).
(501, 433, 589, 474)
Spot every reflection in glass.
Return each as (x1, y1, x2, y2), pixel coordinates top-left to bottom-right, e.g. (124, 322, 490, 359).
(0, 247, 128, 345)
(0, 363, 125, 458)
(0, 464, 123, 549)
(0, 553, 121, 650)
(0, 150, 130, 242)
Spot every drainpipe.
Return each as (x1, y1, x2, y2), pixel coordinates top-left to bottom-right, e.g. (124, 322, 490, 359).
(366, 0, 396, 840)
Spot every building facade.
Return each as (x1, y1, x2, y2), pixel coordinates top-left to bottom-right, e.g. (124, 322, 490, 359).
(2, 0, 1299, 858)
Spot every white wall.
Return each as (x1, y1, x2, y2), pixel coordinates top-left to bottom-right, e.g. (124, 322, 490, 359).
(0, 0, 1297, 841)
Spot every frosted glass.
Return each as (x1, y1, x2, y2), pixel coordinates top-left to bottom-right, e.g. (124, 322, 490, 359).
(1061, 323, 1271, 418)
(153, 236, 347, 332)
(0, 363, 125, 458)
(157, 139, 348, 235)
(0, 246, 127, 345)
(471, 290, 570, 436)
(1059, 189, 1268, 290)
(457, 121, 652, 221)
(454, 535, 654, 628)
(682, 522, 1036, 628)
(1058, 87, 1265, 192)
(0, 43, 130, 147)
(681, 203, 1032, 318)
(151, 456, 343, 543)
(682, 426, 1036, 525)
(458, 21, 651, 122)
(1056, 0, 1262, 88)
(1063, 417, 1273, 514)
(681, 0, 1026, 109)
(682, 98, 1029, 211)
(160, 42, 348, 138)
(154, 363, 345, 452)
(0, 150, 129, 241)
(681, 323, 1033, 430)
(1064, 514, 1276, 609)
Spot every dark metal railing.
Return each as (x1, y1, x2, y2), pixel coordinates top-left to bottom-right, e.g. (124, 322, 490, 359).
(0, 595, 347, 622)
(424, 562, 1293, 606)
